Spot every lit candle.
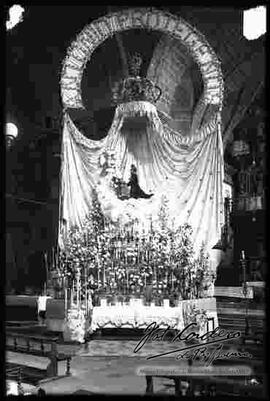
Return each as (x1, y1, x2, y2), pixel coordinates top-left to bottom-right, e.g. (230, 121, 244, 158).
(241, 250, 245, 260)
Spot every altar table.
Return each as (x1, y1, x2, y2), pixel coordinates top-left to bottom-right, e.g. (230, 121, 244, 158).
(91, 298, 218, 333)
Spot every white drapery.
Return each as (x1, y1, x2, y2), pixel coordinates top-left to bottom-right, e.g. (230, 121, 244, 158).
(91, 297, 218, 333)
(59, 100, 224, 256)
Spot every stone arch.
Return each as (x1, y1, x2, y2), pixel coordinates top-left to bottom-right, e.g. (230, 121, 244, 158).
(61, 8, 223, 112)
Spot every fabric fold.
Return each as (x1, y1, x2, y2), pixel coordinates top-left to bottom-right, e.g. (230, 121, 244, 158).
(59, 100, 224, 255)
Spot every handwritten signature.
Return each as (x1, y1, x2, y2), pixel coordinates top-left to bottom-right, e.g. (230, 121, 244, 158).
(133, 322, 253, 364)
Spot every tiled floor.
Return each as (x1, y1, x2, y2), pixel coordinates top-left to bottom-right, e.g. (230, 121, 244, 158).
(18, 336, 263, 395)
(77, 339, 188, 358)
(39, 354, 183, 395)
(6, 296, 265, 396)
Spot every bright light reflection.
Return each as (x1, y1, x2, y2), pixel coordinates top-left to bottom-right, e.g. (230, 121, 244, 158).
(6, 122, 18, 139)
(243, 6, 266, 40)
(6, 5, 25, 31)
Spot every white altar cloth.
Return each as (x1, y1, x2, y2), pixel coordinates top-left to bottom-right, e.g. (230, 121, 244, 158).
(91, 298, 218, 333)
(91, 304, 184, 332)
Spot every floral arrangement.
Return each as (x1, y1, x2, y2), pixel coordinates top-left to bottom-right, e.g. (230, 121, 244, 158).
(193, 308, 208, 328)
(63, 304, 89, 343)
(195, 243, 217, 297)
(57, 189, 217, 305)
(183, 304, 208, 336)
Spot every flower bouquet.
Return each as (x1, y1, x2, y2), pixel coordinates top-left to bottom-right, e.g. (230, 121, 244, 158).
(63, 304, 89, 343)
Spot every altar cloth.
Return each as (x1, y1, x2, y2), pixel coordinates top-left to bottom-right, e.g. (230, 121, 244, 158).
(91, 298, 218, 333)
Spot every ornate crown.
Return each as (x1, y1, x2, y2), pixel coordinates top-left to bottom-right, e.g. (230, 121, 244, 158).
(112, 53, 162, 105)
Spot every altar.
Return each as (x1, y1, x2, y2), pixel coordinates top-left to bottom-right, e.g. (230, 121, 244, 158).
(91, 297, 218, 333)
(55, 7, 225, 344)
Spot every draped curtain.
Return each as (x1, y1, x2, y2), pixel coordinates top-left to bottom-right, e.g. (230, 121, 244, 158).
(59, 100, 224, 256)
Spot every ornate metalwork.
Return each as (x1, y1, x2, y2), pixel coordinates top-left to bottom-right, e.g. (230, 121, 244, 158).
(112, 53, 162, 105)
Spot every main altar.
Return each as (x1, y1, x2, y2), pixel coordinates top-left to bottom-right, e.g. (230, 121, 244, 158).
(50, 7, 225, 342)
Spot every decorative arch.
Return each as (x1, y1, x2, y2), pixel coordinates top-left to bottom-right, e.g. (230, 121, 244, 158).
(61, 7, 223, 112)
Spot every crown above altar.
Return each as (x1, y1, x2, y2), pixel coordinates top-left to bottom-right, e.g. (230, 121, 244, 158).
(112, 53, 162, 105)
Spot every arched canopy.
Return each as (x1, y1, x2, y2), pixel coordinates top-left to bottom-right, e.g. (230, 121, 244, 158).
(61, 8, 223, 112)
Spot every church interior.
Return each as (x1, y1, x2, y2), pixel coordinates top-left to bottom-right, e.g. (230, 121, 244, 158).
(5, 5, 266, 397)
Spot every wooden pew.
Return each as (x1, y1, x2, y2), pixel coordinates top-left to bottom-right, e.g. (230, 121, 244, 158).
(6, 332, 72, 385)
(145, 374, 264, 397)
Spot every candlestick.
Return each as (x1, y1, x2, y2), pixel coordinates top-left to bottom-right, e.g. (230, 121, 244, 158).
(84, 267, 87, 310)
(71, 280, 74, 306)
(64, 283, 67, 315)
(76, 269, 80, 308)
(85, 288, 88, 315)
(127, 269, 129, 289)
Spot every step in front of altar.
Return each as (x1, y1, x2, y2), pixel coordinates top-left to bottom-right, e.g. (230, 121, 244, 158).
(78, 339, 201, 358)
